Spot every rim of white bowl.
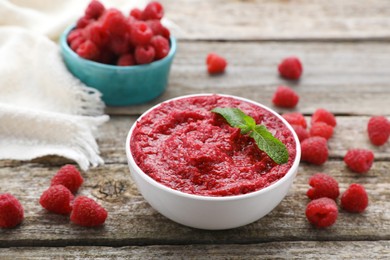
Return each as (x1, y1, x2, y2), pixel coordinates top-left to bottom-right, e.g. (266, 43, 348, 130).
(126, 93, 301, 201)
(60, 24, 177, 70)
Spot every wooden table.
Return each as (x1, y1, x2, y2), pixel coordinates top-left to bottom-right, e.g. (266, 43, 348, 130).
(1, 0, 390, 258)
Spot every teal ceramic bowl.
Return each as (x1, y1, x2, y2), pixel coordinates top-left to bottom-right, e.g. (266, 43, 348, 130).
(60, 25, 176, 106)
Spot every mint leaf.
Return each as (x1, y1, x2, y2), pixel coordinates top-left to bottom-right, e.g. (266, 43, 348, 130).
(249, 125, 289, 165)
(212, 107, 289, 164)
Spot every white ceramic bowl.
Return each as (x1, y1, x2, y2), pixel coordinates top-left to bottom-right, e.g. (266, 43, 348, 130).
(126, 94, 301, 230)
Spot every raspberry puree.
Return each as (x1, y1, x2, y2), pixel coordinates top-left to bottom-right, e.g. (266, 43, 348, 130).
(130, 95, 297, 196)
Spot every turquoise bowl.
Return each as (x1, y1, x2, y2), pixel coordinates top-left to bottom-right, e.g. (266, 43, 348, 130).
(60, 25, 176, 106)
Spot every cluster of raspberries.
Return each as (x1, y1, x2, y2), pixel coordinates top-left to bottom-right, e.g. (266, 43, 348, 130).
(0, 165, 107, 229)
(271, 57, 387, 228)
(68, 1, 171, 66)
(305, 173, 368, 228)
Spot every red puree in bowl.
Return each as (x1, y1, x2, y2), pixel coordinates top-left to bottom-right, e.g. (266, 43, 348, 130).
(131, 95, 297, 196)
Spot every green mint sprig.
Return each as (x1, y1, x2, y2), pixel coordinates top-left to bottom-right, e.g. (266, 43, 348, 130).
(212, 107, 289, 165)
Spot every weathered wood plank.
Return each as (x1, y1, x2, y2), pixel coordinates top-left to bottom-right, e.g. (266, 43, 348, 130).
(106, 41, 390, 116)
(162, 0, 390, 41)
(1, 241, 390, 259)
(0, 160, 389, 247)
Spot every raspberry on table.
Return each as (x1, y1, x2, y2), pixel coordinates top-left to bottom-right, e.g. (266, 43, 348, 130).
(282, 112, 307, 129)
(278, 56, 303, 80)
(135, 45, 156, 64)
(51, 164, 84, 194)
(39, 185, 74, 215)
(272, 86, 299, 108)
(367, 116, 390, 146)
(341, 183, 368, 213)
(70, 196, 108, 227)
(291, 124, 309, 142)
(344, 149, 374, 174)
(307, 173, 340, 200)
(142, 1, 164, 20)
(301, 136, 328, 165)
(305, 197, 338, 228)
(0, 193, 24, 228)
(310, 122, 334, 140)
(311, 108, 337, 127)
(206, 53, 227, 74)
(85, 0, 105, 20)
(151, 35, 170, 60)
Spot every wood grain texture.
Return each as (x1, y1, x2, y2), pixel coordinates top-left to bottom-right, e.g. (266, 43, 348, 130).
(162, 0, 390, 41)
(0, 160, 389, 247)
(106, 41, 390, 116)
(1, 241, 390, 259)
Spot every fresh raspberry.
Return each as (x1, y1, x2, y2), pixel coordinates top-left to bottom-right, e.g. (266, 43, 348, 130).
(206, 53, 227, 74)
(109, 34, 131, 56)
(278, 56, 303, 80)
(301, 137, 328, 165)
(77, 40, 100, 60)
(311, 108, 337, 127)
(129, 8, 143, 20)
(344, 149, 374, 174)
(131, 21, 153, 46)
(51, 165, 84, 193)
(39, 185, 74, 215)
(135, 45, 156, 64)
(117, 53, 135, 66)
(151, 35, 170, 60)
(0, 193, 24, 228)
(291, 124, 309, 142)
(310, 122, 334, 140)
(272, 86, 299, 108)
(76, 16, 93, 29)
(100, 8, 128, 36)
(70, 37, 86, 52)
(341, 183, 368, 213)
(305, 198, 338, 228)
(367, 116, 390, 146)
(67, 29, 83, 44)
(142, 1, 164, 20)
(85, 0, 105, 20)
(70, 196, 108, 227)
(307, 173, 339, 200)
(282, 112, 307, 129)
(83, 23, 110, 48)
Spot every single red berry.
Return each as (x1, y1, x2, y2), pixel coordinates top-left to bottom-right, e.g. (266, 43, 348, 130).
(272, 86, 299, 108)
(206, 53, 227, 74)
(131, 21, 153, 46)
(117, 53, 135, 66)
(67, 29, 83, 44)
(100, 8, 128, 36)
(291, 124, 309, 142)
(142, 1, 164, 20)
(305, 197, 338, 228)
(85, 0, 105, 20)
(109, 34, 131, 56)
(312, 108, 337, 127)
(77, 40, 100, 60)
(307, 173, 340, 200)
(39, 185, 74, 215)
(151, 35, 170, 60)
(344, 149, 374, 174)
(51, 165, 84, 193)
(129, 8, 143, 20)
(278, 56, 303, 80)
(310, 122, 334, 140)
(341, 183, 368, 213)
(83, 23, 110, 48)
(70, 196, 108, 227)
(282, 112, 307, 129)
(0, 193, 24, 228)
(301, 137, 328, 165)
(367, 116, 390, 146)
(135, 45, 156, 64)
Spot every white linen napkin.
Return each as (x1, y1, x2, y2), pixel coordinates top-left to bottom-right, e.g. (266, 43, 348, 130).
(0, 26, 109, 170)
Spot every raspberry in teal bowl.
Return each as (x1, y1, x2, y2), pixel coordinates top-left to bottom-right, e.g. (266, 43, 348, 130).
(59, 25, 177, 106)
